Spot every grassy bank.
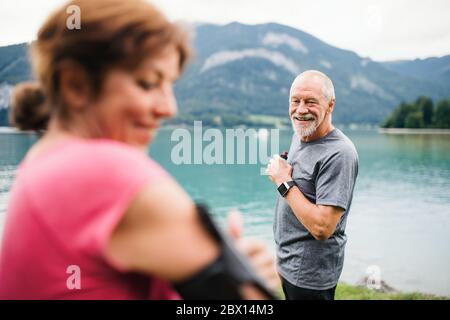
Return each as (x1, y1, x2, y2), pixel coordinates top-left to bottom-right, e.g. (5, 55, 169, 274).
(335, 283, 448, 300)
(277, 283, 449, 300)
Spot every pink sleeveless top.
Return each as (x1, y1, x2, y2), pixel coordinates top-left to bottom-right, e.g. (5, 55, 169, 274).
(0, 138, 180, 299)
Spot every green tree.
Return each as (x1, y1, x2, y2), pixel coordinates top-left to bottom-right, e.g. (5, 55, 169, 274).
(386, 103, 420, 128)
(416, 96, 434, 127)
(434, 99, 450, 128)
(381, 116, 393, 128)
(404, 111, 424, 128)
(382, 103, 403, 128)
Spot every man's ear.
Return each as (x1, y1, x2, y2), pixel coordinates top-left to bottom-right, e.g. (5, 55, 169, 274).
(58, 61, 94, 112)
(328, 98, 336, 114)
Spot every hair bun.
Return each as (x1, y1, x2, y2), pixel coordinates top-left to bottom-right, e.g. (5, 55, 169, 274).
(10, 82, 50, 131)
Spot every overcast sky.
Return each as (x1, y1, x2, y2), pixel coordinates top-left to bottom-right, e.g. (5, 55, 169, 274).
(1, 0, 449, 61)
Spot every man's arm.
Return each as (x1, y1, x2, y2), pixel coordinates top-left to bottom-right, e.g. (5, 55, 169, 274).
(266, 155, 343, 241)
(284, 186, 343, 240)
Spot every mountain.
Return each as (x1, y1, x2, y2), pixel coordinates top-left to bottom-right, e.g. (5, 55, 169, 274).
(381, 56, 450, 91)
(174, 22, 449, 125)
(0, 43, 32, 84)
(0, 43, 32, 126)
(1, 22, 449, 126)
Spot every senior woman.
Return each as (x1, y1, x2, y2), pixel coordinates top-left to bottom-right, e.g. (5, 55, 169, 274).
(0, 0, 278, 299)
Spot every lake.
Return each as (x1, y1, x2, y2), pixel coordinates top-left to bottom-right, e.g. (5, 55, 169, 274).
(1, 128, 449, 296)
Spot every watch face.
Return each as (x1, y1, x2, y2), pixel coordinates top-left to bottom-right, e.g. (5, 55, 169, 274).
(277, 183, 288, 196)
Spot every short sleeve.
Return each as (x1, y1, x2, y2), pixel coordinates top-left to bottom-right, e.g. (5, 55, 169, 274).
(79, 143, 169, 270)
(26, 140, 169, 272)
(315, 147, 358, 211)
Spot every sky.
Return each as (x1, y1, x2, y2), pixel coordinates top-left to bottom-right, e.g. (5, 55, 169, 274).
(0, 0, 449, 61)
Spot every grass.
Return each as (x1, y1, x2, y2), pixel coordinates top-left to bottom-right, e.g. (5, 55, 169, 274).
(276, 283, 449, 300)
(335, 283, 448, 300)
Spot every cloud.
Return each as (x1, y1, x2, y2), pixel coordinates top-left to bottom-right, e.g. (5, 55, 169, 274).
(262, 32, 309, 54)
(350, 74, 394, 100)
(0, 0, 449, 60)
(0, 84, 13, 109)
(154, 0, 450, 61)
(201, 48, 301, 74)
(319, 60, 332, 69)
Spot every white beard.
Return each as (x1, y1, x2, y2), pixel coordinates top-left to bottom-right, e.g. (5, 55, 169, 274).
(291, 117, 319, 139)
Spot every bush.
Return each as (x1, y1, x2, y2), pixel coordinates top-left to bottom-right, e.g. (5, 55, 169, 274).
(404, 111, 424, 128)
(434, 99, 450, 128)
(382, 97, 450, 129)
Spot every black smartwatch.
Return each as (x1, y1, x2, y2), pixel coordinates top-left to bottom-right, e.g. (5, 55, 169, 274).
(277, 181, 296, 197)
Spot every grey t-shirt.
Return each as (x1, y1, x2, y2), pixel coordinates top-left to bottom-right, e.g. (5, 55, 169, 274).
(273, 128, 358, 290)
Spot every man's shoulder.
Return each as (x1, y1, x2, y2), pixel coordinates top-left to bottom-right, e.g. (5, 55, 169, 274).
(322, 129, 359, 165)
(331, 129, 358, 154)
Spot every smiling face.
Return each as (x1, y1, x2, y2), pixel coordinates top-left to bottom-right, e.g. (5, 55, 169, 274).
(83, 46, 180, 149)
(289, 74, 334, 141)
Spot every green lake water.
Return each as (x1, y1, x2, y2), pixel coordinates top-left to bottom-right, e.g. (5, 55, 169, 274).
(1, 128, 449, 295)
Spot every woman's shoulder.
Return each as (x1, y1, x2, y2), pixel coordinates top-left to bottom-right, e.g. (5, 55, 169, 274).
(20, 138, 168, 191)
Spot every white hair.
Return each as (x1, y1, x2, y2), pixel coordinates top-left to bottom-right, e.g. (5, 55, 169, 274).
(292, 70, 335, 102)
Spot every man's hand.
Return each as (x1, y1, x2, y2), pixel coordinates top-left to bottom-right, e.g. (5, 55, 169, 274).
(265, 154, 293, 186)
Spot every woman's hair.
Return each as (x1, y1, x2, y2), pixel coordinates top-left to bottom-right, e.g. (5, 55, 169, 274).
(10, 0, 191, 131)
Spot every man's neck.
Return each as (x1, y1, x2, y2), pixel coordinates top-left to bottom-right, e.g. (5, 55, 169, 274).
(301, 121, 334, 142)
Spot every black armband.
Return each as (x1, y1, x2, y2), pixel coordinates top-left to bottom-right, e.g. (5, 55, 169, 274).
(173, 204, 276, 300)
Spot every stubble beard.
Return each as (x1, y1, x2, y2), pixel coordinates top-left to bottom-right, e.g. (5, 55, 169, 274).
(291, 116, 319, 139)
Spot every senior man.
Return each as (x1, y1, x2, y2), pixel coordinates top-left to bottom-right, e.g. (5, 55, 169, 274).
(266, 70, 358, 300)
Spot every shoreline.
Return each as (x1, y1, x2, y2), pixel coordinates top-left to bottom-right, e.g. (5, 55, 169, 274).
(334, 282, 449, 300)
(275, 279, 449, 300)
(378, 128, 450, 134)
(0, 127, 36, 135)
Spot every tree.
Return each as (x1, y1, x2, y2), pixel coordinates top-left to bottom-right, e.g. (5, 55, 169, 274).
(388, 103, 420, 128)
(404, 111, 424, 128)
(416, 96, 434, 127)
(434, 99, 450, 128)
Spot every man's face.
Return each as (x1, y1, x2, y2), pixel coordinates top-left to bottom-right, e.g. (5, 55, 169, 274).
(289, 77, 330, 139)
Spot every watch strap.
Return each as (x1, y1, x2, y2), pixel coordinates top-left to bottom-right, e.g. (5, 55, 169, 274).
(277, 180, 296, 197)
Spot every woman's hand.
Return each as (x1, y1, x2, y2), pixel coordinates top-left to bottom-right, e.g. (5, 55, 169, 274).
(227, 210, 280, 291)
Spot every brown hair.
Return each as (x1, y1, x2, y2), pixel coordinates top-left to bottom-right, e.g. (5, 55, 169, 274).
(10, 0, 191, 131)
